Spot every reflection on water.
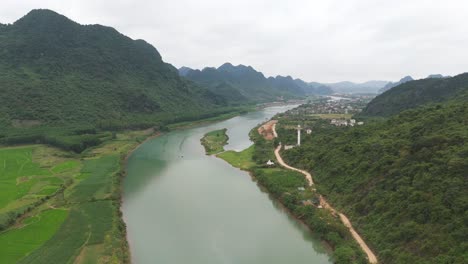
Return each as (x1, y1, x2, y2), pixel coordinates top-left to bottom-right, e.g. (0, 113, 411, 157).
(122, 105, 332, 264)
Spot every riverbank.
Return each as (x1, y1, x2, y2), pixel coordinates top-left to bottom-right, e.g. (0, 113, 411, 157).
(1, 103, 301, 263)
(216, 127, 369, 264)
(0, 111, 237, 263)
(123, 104, 334, 264)
(217, 147, 333, 251)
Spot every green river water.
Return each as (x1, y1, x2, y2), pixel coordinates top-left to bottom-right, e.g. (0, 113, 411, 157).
(122, 105, 332, 263)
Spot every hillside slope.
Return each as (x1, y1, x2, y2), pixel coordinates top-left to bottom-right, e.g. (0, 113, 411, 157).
(0, 10, 231, 130)
(281, 100, 468, 263)
(378, 76, 413, 93)
(360, 73, 468, 117)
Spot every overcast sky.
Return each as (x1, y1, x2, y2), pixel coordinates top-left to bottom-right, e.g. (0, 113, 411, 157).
(1, 0, 468, 82)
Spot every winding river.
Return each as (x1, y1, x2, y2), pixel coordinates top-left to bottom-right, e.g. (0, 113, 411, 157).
(122, 105, 332, 264)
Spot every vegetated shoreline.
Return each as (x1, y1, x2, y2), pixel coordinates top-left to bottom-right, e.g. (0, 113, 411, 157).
(117, 130, 161, 263)
(118, 101, 302, 263)
(216, 124, 370, 263)
(200, 128, 229, 155)
(218, 153, 335, 255)
(118, 108, 254, 261)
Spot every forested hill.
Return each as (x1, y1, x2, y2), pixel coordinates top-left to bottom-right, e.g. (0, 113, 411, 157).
(360, 73, 468, 117)
(180, 63, 331, 102)
(0, 9, 233, 131)
(280, 100, 468, 263)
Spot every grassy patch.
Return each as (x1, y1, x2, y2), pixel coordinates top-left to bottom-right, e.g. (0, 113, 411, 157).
(51, 160, 79, 174)
(0, 209, 68, 264)
(200, 128, 229, 155)
(217, 145, 256, 170)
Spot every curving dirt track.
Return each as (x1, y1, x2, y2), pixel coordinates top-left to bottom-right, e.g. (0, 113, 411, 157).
(268, 122, 378, 264)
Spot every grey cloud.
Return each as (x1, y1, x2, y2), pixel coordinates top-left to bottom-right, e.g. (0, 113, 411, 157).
(1, 0, 468, 82)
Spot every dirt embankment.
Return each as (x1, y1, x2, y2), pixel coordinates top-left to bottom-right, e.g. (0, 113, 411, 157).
(257, 120, 278, 140)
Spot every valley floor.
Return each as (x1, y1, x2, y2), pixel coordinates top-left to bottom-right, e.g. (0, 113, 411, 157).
(0, 129, 155, 263)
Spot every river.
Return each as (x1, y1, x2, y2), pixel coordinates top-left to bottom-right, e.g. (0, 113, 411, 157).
(122, 105, 332, 264)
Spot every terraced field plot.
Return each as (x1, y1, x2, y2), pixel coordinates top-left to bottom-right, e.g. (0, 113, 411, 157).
(0, 209, 68, 263)
(0, 147, 52, 210)
(0, 146, 79, 217)
(0, 129, 151, 263)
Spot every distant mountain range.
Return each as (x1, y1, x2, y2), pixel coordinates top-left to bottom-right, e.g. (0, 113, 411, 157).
(324, 80, 389, 94)
(180, 65, 393, 96)
(179, 63, 333, 102)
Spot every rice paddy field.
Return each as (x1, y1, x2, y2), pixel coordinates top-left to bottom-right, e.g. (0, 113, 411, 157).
(0, 129, 152, 263)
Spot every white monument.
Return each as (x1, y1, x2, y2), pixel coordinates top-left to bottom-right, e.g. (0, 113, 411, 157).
(297, 125, 301, 146)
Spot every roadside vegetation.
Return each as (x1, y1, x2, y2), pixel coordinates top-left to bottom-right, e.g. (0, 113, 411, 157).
(200, 128, 229, 155)
(279, 100, 468, 263)
(216, 129, 367, 264)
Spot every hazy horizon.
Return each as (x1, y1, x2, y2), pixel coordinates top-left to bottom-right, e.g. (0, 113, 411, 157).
(2, 0, 468, 83)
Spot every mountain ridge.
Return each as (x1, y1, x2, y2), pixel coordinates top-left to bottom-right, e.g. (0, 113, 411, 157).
(378, 76, 414, 93)
(360, 72, 468, 117)
(179, 64, 333, 100)
(0, 9, 239, 151)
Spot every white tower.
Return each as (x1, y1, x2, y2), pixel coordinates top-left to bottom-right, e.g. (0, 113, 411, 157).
(297, 125, 301, 146)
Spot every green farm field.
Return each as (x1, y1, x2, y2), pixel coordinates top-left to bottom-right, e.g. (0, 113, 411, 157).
(0, 209, 68, 263)
(0, 129, 153, 263)
(0, 146, 77, 218)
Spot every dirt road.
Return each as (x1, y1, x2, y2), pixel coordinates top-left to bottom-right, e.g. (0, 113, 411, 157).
(269, 122, 378, 264)
(274, 144, 313, 185)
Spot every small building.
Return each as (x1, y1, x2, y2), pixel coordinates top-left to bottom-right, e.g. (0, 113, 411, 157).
(284, 145, 295, 150)
(330, 119, 348, 126)
(306, 129, 312, 134)
(266, 160, 275, 166)
(297, 187, 305, 191)
(357, 121, 364, 125)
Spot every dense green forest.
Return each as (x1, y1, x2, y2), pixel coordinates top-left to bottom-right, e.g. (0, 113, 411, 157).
(0, 9, 247, 152)
(278, 100, 468, 263)
(360, 73, 468, 117)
